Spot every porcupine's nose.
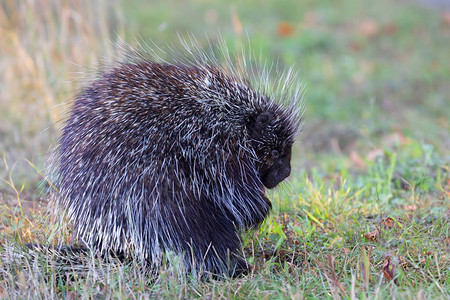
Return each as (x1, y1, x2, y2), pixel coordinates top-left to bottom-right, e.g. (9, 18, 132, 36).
(262, 159, 291, 189)
(279, 163, 291, 182)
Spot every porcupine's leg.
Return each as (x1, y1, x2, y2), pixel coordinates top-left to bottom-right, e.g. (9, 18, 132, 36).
(162, 196, 249, 277)
(185, 203, 249, 278)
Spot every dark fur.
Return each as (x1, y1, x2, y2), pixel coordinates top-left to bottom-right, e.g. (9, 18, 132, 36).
(55, 60, 301, 277)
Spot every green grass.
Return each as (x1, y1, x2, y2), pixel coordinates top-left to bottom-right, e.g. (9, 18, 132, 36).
(1, 0, 449, 298)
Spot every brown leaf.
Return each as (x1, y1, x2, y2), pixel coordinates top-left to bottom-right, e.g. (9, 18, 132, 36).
(360, 19, 379, 38)
(383, 256, 398, 285)
(350, 151, 366, 168)
(366, 148, 384, 161)
(405, 205, 417, 212)
(381, 217, 395, 228)
(382, 23, 398, 35)
(277, 22, 295, 37)
(364, 230, 379, 242)
(442, 11, 450, 26)
(349, 41, 362, 53)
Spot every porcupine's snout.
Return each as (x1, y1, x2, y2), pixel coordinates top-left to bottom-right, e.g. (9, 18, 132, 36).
(261, 155, 291, 189)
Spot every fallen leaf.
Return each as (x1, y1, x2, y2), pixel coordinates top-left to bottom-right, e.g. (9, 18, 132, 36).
(442, 11, 450, 26)
(405, 205, 417, 211)
(366, 148, 384, 161)
(277, 22, 295, 37)
(364, 230, 379, 242)
(349, 41, 362, 53)
(360, 19, 379, 38)
(382, 22, 398, 35)
(381, 217, 394, 228)
(350, 151, 366, 168)
(383, 256, 398, 285)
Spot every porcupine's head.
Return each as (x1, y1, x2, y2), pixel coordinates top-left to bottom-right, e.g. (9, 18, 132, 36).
(181, 57, 303, 192)
(247, 106, 298, 189)
(225, 54, 303, 191)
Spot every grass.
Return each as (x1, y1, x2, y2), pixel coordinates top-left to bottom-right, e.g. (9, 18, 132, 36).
(1, 0, 449, 298)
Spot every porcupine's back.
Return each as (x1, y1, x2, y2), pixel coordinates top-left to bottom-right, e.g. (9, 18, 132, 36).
(56, 60, 276, 263)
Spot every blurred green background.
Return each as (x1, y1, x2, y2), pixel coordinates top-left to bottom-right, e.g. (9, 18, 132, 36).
(0, 0, 448, 203)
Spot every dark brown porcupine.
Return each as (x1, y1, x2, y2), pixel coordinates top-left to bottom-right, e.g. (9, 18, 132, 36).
(53, 41, 303, 277)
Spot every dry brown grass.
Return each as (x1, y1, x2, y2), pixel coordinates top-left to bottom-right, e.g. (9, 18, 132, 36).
(0, 0, 123, 182)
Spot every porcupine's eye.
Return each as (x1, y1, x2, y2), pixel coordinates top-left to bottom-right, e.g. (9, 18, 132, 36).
(271, 150, 280, 159)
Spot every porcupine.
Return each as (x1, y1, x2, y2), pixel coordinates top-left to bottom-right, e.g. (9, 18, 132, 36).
(53, 41, 303, 277)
